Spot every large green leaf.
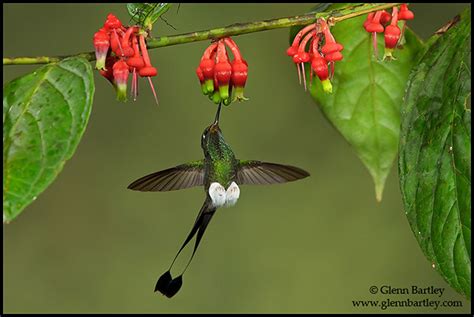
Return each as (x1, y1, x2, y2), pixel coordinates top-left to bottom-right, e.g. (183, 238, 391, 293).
(399, 9, 471, 298)
(3, 57, 94, 222)
(299, 15, 423, 201)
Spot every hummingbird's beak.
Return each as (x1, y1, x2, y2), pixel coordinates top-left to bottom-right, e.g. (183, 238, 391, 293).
(213, 102, 222, 126)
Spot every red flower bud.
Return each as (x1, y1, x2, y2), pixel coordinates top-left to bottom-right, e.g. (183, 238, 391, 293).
(311, 57, 329, 81)
(383, 7, 402, 60)
(380, 10, 391, 25)
(113, 60, 129, 102)
(126, 35, 145, 69)
(324, 51, 343, 62)
(365, 11, 385, 59)
(120, 26, 137, 57)
(365, 11, 384, 33)
(93, 28, 110, 70)
(231, 60, 247, 88)
(215, 41, 232, 99)
(231, 59, 249, 102)
(214, 61, 232, 98)
(138, 66, 157, 77)
(321, 42, 344, 55)
(104, 13, 122, 31)
(398, 4, 414, 21)
(287, 23, 317, 57)
(199, 59, 215, 81)
(320, 20, 344, 55)
(384, 25, 401, 49)
(311, 54, 332, 93)
(363, 13, 375, 29)
(110, 29, 124, 56)
(286, 46, 298, 57)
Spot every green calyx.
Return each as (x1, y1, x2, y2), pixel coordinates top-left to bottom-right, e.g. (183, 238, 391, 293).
(204, 79, 214, 95)
(383, 48, 397, 61)
(233, 86, 249, 102)
(95, 57, 107, 71)
(116, 83, 128, 102)
(223, 97, 232, 106)
(321, 79, 333, 93)
(210, 90, 221, 104)
(218, 85, 230, 100)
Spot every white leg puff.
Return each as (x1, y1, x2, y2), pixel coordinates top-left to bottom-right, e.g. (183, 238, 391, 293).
(224, 182, 240, 207)
(209, 182, 226, 208)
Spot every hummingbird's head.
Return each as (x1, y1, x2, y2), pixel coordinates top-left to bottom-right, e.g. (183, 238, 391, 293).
(201, 121, 222, 150)
(201, 103, 223, 150)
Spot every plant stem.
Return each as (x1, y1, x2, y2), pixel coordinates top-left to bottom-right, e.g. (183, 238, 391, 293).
(3, 3, 398, 66)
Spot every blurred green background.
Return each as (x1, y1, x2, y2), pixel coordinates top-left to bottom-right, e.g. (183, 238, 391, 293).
(3, 3, 471, 313)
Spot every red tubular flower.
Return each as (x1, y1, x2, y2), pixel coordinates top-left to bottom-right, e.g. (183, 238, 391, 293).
(138, 33, 159, 105)
(383, 7, 401, 60)
(126, 35, 144, 70)
(320, 19, 343, 56)
(104, 13, 125, 57)
(214, 40, 232, 100)
(198, 42, 218, 95)
(120, 26, 137, 57)
(319, 18, 343, 79)
(380, 10, 391, 25)
(127, 35, 145, 101)
(230, 59, 248, 102)
(93, 28, 110, 71)
(110, 29, 124, 56)
(324, 51, 343, 62)
(365, 11, 384, 33)
(311, 53, 332, 93)
(104, 14, 122, 30)
(113, 60, 129, 102)
(224, 37, 248, 102)
(288, 24, 317, 84)
(365, 10, 385, 58)
(287, 23, 317, 57)
(398, 4, 415, 48)
(363, 13, 375, 30)
(398, 4, 414, 21)
(384, 25, 401, 49)
(293, 29, 315, 91)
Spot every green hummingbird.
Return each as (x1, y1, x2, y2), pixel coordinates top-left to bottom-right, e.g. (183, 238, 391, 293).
(127, 103, 310, 298)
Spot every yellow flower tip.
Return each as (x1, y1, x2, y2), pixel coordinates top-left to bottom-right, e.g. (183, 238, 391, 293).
(383, 48, 397, 61)
(322, 79, 333, 93)
(233, 87, 249, 102)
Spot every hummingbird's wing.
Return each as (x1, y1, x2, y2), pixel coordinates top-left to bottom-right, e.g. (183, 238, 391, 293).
(127, 160, 205, 192)
(236, 160, 310, 185)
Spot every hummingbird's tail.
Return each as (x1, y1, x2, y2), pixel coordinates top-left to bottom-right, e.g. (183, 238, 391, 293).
(155, 199, 217, 298)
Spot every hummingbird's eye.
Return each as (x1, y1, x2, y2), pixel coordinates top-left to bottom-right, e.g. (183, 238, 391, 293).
(202, 134, 206, 139)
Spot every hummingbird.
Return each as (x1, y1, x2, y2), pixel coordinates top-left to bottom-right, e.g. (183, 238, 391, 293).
(127, 103, 310, 298)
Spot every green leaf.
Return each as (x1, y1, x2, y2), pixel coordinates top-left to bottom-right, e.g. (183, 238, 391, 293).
(3, 57, 95, 223)
(399, 9, 471, 298)
(292, 14, 424, 201)
(127, 3, 172, 30)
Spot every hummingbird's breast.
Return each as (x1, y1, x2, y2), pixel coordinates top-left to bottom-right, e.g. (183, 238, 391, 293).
(204, 138, 238, 189)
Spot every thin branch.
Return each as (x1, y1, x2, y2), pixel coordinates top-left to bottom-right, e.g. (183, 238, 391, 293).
(3, 3, 399, 66)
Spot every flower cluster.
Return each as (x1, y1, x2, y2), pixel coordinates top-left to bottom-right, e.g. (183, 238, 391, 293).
(286, 18, 343, 94)
(93, 14, 158, 104)
(196, 37, 248, 106)
(363, 4, 414, 60)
